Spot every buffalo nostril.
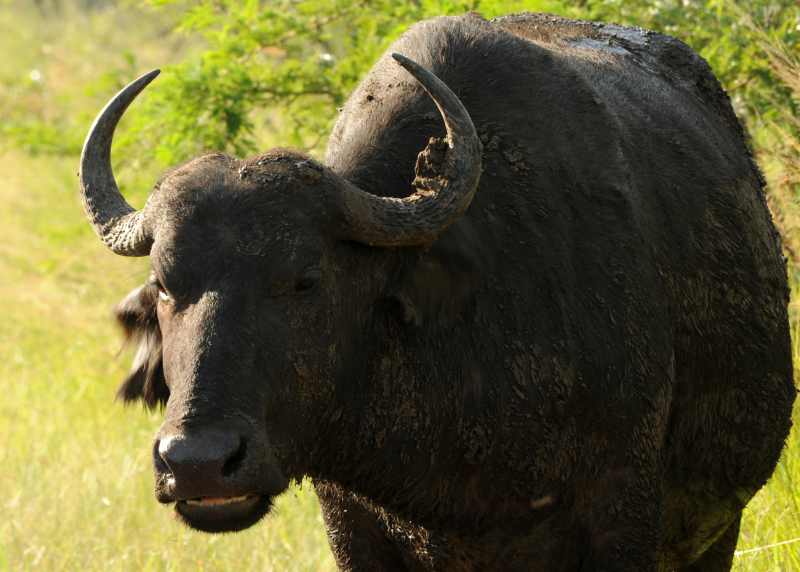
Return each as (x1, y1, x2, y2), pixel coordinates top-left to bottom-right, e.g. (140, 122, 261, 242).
(157, 435, 180, 473)
(153, 439, 169, 472)
(155, 429, 246, 489)
(222, 438, 247, 478)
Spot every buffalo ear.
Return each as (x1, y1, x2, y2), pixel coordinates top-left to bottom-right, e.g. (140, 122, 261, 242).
(383, 222, 490, 329)
(114, 284, 169, 409)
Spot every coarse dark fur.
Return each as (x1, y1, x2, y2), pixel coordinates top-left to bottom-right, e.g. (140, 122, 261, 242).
(112, 13, 794, 571)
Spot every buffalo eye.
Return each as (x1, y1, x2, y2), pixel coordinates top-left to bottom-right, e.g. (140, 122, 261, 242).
(148, 275, 172, 303)
(295, 268, 321, 293)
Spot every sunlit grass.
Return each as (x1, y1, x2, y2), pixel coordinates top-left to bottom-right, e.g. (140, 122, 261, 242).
(0, 152, 336, 570)
(2, 145, 799, 572)
(0, 1, 335, 568)
(734, 401, 800, 570)
(732, 11, 800, 570)
(0, 146, 800, 571)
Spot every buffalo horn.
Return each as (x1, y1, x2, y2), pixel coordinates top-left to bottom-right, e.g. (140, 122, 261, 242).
(340, 53, 482, 247)
(79, 69, 160, 256)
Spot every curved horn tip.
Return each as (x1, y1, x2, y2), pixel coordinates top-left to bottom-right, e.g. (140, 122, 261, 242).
(112, 69, 161, 100)
(79, 68, 161, 257)
(134, 68, 161, 88)
(341, 53, 482, 248)
(391, 52, 415, 70)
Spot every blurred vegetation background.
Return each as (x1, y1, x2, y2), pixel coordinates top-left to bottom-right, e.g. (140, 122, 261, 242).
(0, 0, 798, 570)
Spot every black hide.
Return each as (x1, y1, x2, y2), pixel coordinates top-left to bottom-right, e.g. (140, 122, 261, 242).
(112, 13, 794, 572)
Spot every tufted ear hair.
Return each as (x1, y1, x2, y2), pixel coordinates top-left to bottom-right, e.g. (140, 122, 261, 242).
(114, 283, 169, 409)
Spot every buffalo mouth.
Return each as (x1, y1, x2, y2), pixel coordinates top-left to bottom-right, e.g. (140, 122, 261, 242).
(174, 494, 272, 533)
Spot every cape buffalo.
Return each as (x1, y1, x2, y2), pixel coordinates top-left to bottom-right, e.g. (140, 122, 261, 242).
(79, 12, 794, 572)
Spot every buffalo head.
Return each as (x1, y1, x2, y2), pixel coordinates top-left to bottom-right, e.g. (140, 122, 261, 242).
(80, 55, 481, 533)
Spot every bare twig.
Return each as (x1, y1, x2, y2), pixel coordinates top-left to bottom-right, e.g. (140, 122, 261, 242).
(734, 536, 800, 557)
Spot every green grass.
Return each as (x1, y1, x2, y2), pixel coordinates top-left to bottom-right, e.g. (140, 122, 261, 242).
(0, 151, 336, 571)
(0, 1, 798, 570)
(0, 2, 336, 569)
(1, 150, 798, 571)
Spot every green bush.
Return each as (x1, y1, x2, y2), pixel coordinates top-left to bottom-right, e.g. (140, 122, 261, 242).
(0, 1, 185, 159)
(2, 1, 797, 168)
(123, 0, 563, 164)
